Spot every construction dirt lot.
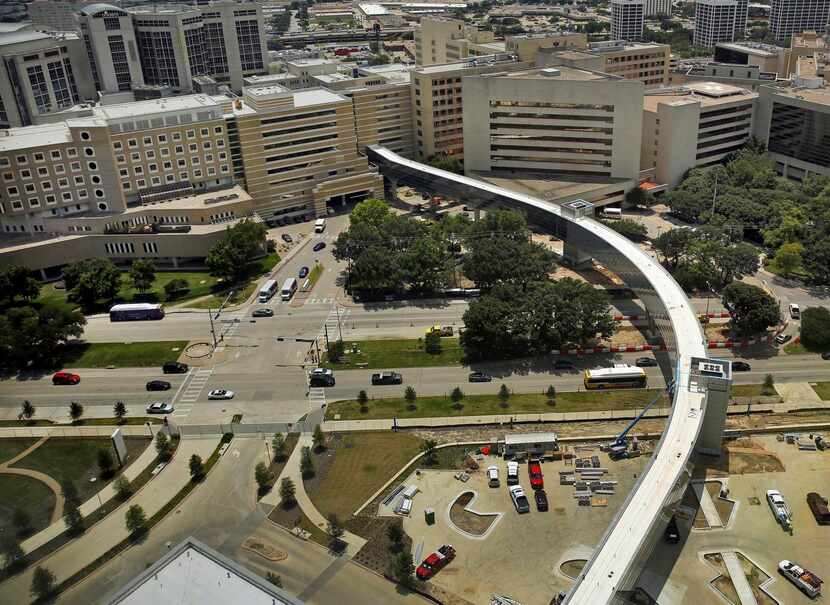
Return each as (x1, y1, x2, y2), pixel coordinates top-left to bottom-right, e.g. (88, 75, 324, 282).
(382, 449, 650, 605)
(641, 433, 830, 604)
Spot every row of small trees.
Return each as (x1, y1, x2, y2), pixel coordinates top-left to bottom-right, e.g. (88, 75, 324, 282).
(17, 400, 131, 424)
(355, 384, 558, 413)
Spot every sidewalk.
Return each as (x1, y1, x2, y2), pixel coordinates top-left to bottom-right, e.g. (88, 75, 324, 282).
(20, 440, 160, 554)
(0, 437, 218, 604)
(262, 433, 367, 557)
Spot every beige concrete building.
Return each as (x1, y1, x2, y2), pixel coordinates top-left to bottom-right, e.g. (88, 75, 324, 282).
(788, 30, 827, 76)
(505, 32, 589, 61)
(235, 86, 381, 219)
(463, 66, 644, 180)
(713, 41, 790, 75)
(414, 17, 508, 66)
(0, 186, 257, 275)
(348, 83, 414, 158)
(670, 61, 779, 90)
(412, 55, 531, 161)
(0, 31, 96, 128)
(641, 82, 757, 187)
(538, 41, 671, 87)
(77, 4, 144, 94)
(754, 79, 830, 180)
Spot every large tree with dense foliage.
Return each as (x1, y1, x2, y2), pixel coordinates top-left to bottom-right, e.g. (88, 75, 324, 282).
(0, 265, 40, 304)
(0, 304, 85, 370)
(721, 282, 779, 337)
(63, 258, 122, 306)
(800, 306, 830, 351)
(206, 219, 267, 282)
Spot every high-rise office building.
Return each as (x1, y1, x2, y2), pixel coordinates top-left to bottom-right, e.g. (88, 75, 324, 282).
(694, 0, 738, 48)
(411, 55, 531, 161)
(77, 4, 143, 94)
(735, 0, 749, 36)
(770, 0, 830, 39)
(0, 31, 96, 128)
(643, 0, 672, 16)
(611, 0, 645, 42)
(28, 1, 87, 32)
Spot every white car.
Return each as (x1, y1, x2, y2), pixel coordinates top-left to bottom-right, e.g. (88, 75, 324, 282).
(309, 368, 333, 377)
(487, 465, 500, 487)
(208, 389, 235, 400)
(506, 461, 519, 485)
(509, 485, 530, 513)
(146, 402, 174, 414)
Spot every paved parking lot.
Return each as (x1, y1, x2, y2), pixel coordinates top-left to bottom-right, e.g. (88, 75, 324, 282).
(383, 450, 649, 605)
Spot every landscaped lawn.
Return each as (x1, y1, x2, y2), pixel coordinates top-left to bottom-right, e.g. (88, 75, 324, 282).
(326, 389, 667, 420)
(307, 432, 423, 519)
(0, 438, 38, 464)
(730, 384, 769, 398)
(812, 382, 830, 401)
(783, 342, 811, 355)
(324, 337, 464, 370)
(12, 436, 150, 503)
(184, 253, 281, 309)
(0, 474, 56, 537)
(37, 253, 280, 313)
(61, 341, 188, 368)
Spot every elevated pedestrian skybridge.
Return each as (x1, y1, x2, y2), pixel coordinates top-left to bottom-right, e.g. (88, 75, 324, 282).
(366, 146, 711, 604)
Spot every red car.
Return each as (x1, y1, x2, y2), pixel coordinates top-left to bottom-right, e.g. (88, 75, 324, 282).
(416, 545, 456, 580)
(528, 459, 544, 490)
(52, 371, 80, 385)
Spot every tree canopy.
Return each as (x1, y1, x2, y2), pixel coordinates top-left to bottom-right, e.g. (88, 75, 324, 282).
(721, 282, 779, 337)
(63, 258, 121, 306)
(206, 219, 267, 282)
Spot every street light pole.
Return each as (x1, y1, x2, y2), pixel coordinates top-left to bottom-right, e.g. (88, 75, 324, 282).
(208, 307, 218, 350)
(335, 305, 343, 341)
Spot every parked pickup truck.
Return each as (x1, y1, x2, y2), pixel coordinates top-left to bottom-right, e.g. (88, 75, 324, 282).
(371, 371, 403, 385)
(416, 545, 456, 580)
(779, 560, 823, 598)
(528, 459, 544, 490)
(767, 489, 793, 531)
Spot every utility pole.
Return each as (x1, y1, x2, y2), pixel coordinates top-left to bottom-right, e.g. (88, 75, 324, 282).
(335, 305, 343, 341)
(208, 307, 218, 350)
(711, 172, 719, 216)
(324, 323, 330, 351)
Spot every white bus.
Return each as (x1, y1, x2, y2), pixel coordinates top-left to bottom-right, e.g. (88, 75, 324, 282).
(600, 207, 622, 220)
(258, 279, 278, 303)
(584, 365, 647, 390)
(281, 277, 298, 301)
(314, 218, 326, 233)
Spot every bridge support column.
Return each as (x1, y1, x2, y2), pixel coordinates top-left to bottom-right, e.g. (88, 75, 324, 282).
(691, 357, 732, 456)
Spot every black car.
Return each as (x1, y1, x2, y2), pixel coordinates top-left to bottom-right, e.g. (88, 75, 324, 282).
(372, 371, 403, 385)
(823, 352, 830, 360)
(664, 516, 680, 544)
(468, 372, 493, 383)
(299, 266, 309, 278)
(252, 308, 274, 318)
(732, 361, 751, 372)
(535, 489, 549, 512)
(281, 233, 293, 243)
(309, 374, 335, 387)
(146, 380, 171, 391)
(554, 359, 575, 371)
(635, 357, 658, 367)
(313, 242, 326, 252)
(162, 361, 189, 374)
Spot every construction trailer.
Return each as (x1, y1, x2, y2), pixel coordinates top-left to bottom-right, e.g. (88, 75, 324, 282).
(500, 433, 558, 458)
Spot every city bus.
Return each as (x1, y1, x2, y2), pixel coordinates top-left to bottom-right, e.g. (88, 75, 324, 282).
(258, 279, 278, 303)
(314, 218, 326, 233)
(584, 365, 647, 390)
(109, 303, 165, 322)
(281, 277, 298, 301)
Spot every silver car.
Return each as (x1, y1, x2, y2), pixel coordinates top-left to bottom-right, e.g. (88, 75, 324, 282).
(146, 402, 174, 414)
(208, 389, 235, 400)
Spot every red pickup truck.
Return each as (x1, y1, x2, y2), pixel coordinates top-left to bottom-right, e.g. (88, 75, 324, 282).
(528, 459, 544, 490)
(416, 545, 456, 580)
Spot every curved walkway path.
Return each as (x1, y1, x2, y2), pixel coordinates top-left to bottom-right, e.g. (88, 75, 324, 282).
(0, 436, 64, 523)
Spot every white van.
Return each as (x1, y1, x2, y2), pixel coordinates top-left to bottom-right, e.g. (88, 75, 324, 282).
(314, 218, 326, 233)
(487, 466, 500, 487)
(789, 303, 800, 319)
(600, 207, 622, 220)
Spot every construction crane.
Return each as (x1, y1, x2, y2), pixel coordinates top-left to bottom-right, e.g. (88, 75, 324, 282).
(606, 383, 673, 460)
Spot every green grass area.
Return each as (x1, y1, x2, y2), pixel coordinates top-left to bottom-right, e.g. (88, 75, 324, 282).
(309, 432, 423, 519)
(185, 253, 280, 309)
(0, 418, 161, 427)
(307, 263, 324, 288)
(0, 437, 38, 464)
(812, 382, 830, 401)
(784, 341, 811, 355)
(0, 474, 56, 537)
(730, 384, 770, 398)
(326, 388, 667, 421)
(60, 341, 189, 368)
(325, 337, 464, 370)
(13, 436, 150, 503)
(36, 253, 280, 314)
